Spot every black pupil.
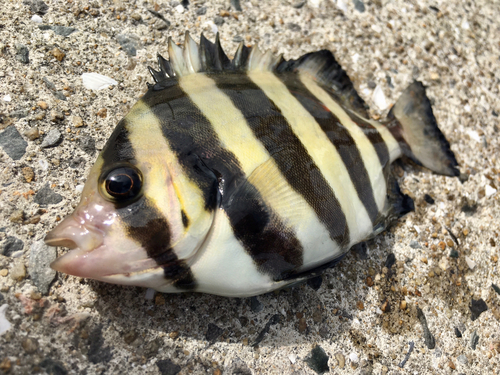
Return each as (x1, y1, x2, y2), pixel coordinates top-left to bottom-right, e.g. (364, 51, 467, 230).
(105, 167, 141, 199)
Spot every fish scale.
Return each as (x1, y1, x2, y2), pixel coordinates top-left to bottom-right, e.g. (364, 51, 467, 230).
(44, 33, 459, 297)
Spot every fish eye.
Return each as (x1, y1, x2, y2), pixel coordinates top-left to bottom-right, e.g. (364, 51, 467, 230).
(99, 165, 143, 202)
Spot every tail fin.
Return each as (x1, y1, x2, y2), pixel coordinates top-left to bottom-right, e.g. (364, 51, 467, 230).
(388, 81, 459, 177)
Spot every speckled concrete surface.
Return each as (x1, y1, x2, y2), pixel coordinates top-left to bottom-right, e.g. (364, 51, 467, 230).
(1, 0, 499, 374)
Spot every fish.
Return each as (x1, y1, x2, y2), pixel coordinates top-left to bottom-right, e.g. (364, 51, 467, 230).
(44, 33, 459, 297)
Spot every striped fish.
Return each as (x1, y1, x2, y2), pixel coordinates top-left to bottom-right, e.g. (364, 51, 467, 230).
(44, 33, 459, 297)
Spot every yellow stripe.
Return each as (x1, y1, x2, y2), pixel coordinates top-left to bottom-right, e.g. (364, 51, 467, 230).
(124, 100, 212, 259)
(356, 114, 401, 163)
(299, 72, 386, 211)
(179, 73, 341, 265)
(248, 70, 373, 242)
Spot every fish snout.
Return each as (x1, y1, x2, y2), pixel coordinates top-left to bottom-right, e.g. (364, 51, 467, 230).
(44, 215, 105, 253)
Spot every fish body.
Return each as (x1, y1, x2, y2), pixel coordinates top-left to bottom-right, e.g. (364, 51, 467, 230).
(45, 34, 459, 297)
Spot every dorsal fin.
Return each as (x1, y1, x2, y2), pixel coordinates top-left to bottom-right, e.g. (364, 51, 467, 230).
(232, 42, 251, 70)
(148, 34, 367, 118)
(276, 50, 369, 117)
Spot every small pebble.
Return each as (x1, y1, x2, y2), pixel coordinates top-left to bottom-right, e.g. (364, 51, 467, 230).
(22, 166, 35, 182)
(0, 270, 8, 277)
(123, 330, 138, 344)
(15, 44, 29, 64)
(9, 210, 25, 224)
(49, 110, 64, 122)
(24, 127, 40, 140)
(424, 194, 435, 204)
(10, 260, 26, 281)
(29, 240, 57, 294)
(298, 317, 307, 333)
(41, 129, 62, 148)
(97, 108, 107, 118)
(470, 330, 479, 350)
(470, 298, 488, 321)
(365, 276, 373, 287)
(457, 354, 468, 364)
(230, 0, 242, 11)
(22, 337, 39, 353)
(51, 47, 65, 61)
(293, 0, 306, 8)
(335, 352, 345, 369)
(214, 16, 225, 26)
(71, 115, 84, 127)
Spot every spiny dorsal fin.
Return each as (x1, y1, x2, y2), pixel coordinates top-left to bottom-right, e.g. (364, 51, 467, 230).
(149, 33, 366, 117)
(276, 50, 369, 117)
(232, 42, 251, 70)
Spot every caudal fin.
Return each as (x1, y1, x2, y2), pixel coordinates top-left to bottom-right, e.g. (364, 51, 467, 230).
(388, 81, 459, 177)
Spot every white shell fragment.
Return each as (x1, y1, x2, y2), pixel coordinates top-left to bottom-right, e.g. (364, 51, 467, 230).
(145, 288, 156, 300)
(0, 305, 11, 336)
(2, 94, 11, 102)
(465, 256, 476, 270)
(31, 15, 43, 23)
(466, 129, 481, 142)
(82, 73, 118, 91)
(372, 86, 388, 110)
(485, 185, 497, 198)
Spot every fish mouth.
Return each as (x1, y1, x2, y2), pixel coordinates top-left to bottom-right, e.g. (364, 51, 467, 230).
(45, 216, 158, 281)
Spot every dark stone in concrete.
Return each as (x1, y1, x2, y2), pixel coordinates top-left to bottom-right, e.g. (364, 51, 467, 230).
(38, 25, 77, 37)
(157, 359, 181, 375)
(88, 325, 113, 364)
(34, 183, 63, 206)
(116, 33, 140, 56)
(353, 0, 365, 13)
(15, 44, 29, 64)
(307, 275, 323, 291)
(249, 296, 263, 313)
(205, 323, 223, 343)
(39, 358, 68, 375)
(24, 0, 49, 14)
(305, 345, 329, 374)
(470, 298, 488, 321)
(2, 236, 24, 256)
(78, 135, 96, 155)
(0, 126, 28, 160)
(416, 307, 435, 349)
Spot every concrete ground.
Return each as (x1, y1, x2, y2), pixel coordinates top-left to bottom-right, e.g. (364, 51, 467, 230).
(0, 0, 499, 374)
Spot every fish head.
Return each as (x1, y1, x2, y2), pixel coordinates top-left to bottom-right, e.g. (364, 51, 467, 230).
(45, 105, 218, 289)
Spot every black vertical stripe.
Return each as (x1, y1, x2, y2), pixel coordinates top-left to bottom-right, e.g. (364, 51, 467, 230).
(99, 118, 196, 289)
(142, 81, 303, 280)
(343, 111, 391, 169)
(279, 75, 379, 225)
(211, 74, 350, 247)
